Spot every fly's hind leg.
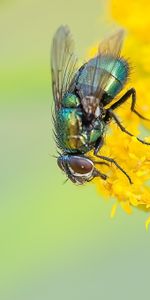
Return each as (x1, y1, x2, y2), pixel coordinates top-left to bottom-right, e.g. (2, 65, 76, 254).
(106, 109, 150, 145)
(108, 88, 150, 121)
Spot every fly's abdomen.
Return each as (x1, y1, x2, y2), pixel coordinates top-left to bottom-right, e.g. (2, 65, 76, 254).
(101, 57, 129, 98)
(75, 56, 129, 101)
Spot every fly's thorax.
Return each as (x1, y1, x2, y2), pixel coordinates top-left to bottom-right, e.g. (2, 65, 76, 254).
(55, 89, 106, 153)
(57, 155, 95, 184)
(55, 107, 89, 153)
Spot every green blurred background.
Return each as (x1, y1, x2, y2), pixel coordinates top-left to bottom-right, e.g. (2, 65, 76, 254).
(0, 0, 150, 299)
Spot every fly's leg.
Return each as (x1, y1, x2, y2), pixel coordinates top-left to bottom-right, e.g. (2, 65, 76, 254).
(94, 137, 104, 155)
(86, 160, 109, 182)
(106, 109, 150, 146)
(108, 88, 150, 120)
(94, 161, 109, 167)
(93, 154, 132, 184)
(92, 168, 107, 181)
(92, 137, 132, 183)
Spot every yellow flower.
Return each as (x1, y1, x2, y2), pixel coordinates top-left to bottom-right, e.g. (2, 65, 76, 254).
(111, 0, 150, 42)
(88, 0, 150, 225)
(89, 125, 150, 209)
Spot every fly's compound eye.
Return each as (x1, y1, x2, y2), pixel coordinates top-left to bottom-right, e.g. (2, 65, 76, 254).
(68, 156, 94, 176)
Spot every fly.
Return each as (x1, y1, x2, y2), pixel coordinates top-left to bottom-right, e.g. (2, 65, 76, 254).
(51, 25, 150, 185)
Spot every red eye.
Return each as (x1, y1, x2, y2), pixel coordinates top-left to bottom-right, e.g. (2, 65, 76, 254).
(69, 156, 94, 175)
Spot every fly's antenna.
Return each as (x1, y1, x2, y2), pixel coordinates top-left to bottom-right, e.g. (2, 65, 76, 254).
(49, 154, 58, 159)
(63, 178, 69, 184)
(49, 149, 61, 158)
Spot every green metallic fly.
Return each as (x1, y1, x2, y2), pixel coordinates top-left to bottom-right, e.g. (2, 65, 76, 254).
(51, 25, 150, 185)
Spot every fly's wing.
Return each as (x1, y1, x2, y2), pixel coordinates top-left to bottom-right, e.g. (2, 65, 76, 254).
(98, 30, 124, 57)
(96, 29, 125, 99)
(75, 30, 125, 101)
(51, 25, 78, 109)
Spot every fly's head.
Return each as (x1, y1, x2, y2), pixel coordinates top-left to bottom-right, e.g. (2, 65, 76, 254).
(57, 154, 96, 184)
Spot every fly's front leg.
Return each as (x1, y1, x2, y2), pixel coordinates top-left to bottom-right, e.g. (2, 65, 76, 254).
(93, 154, 132, 184)
(108, 88, 150, 121)
(91, 168, 107, 181)
(107, 109, 150, 146)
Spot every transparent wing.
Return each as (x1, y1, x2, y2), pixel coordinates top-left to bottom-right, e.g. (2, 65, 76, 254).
(51, 25, 78, 109)
(96, 29, 125, 98)
(75, 30, 125, 99)
(98, 29, 124, 57)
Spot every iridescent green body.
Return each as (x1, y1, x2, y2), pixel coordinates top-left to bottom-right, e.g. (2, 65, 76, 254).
(51, 26, 135, 184)
(75, 56, 129, 104)
(55, 56, 128, 154)
(56, 93, 105, 153)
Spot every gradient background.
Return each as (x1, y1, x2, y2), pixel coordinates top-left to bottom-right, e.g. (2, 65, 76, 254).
(1, 0, 150, 299)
